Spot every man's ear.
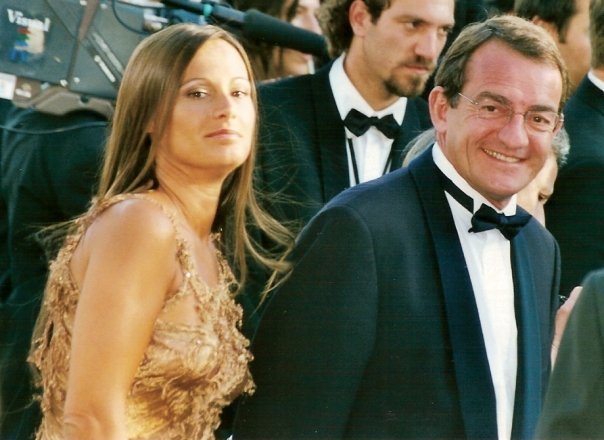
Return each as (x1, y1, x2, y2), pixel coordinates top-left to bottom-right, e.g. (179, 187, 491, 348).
(429, 86, 450, 133)
(532, 16, 560, 41)
(349, 0, 372, 37)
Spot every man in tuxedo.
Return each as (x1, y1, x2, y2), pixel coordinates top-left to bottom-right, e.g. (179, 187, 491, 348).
(544, 0, 604, 296)
(234, 14, 568, 440)
(0, 107, 106, 439)
(536, 267, 604, 439)
(254, 0, 455, 232)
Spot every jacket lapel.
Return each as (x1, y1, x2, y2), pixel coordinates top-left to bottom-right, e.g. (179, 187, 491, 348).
(510, 232, 543, 440)
(310, 64, 350, 202)
(390, 99, 429, 169)
(409, 147, 498, 439)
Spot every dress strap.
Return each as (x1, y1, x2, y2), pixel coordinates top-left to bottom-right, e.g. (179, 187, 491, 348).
(128, 193, 198, 281)
(91, 194, 198, 304)
(89, 193, 235, 306)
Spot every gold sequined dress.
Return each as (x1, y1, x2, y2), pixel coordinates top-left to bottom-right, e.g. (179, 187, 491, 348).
(29, 194, 255, 439)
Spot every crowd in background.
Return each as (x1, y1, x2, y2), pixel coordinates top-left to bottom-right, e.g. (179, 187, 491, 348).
(1, 0, 604, 438)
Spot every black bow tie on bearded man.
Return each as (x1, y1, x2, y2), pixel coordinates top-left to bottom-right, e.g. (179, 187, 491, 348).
(343, 108, 400, 139)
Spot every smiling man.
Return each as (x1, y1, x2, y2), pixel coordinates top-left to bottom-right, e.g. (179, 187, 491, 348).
(234, 15, 568, 440)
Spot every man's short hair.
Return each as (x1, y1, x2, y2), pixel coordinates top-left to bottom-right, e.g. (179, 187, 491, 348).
(319, 0, 390, 56)
(435, 15, 570, 110)
(514, 0, 578, 42)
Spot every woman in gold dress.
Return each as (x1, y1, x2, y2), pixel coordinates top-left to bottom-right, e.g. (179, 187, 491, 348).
(28, 23, 291, 439)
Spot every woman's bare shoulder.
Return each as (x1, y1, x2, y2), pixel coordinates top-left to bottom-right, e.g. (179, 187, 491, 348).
(80, 196, 179, 260)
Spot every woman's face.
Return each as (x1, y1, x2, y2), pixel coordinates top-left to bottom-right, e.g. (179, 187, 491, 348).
(516, 153, 558, 226)
(155, 38, 256, 182)
(274, 0, 322, 77)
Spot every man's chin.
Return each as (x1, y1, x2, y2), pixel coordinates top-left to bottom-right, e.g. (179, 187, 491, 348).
(385, 75, 429, 98)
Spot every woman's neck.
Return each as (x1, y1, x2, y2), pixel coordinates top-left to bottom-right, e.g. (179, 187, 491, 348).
(154, 179, 222, 239)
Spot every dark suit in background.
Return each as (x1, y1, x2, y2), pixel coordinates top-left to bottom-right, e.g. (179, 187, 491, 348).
(0, 99, 14, 306)
(0, 108, 106, 439)
(537, 267, 604, 439)
(255, 62, 432, 230)
(0, 100, 15, 421)
(545, 76, 604, 295)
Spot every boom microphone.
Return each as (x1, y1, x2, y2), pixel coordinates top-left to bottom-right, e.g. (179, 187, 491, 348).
(242, 9, 328, 60)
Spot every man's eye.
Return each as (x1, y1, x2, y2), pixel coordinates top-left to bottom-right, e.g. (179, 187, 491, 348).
(530, 113, 552, 125)
(441, 26, 453, 36)
(403, 20, 421, 30)
(480, 104, 503, 114)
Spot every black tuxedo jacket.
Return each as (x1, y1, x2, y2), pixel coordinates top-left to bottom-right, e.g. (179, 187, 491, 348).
(0, 108, 106, 439)
(255, 62, 432, 231)
(235, 148, 560, 439)
(545, 76, 604, 294)
(537, 267, 604, 439)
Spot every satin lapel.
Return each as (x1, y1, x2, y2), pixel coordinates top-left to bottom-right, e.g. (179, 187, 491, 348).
(310, 65, 349, 202)
(409, 148, 497, 439)
(510, 231, 542, 440)
(390, 99, 425, 169)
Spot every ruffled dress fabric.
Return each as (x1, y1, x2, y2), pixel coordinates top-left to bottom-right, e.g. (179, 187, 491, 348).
(29, 194, 255, 439)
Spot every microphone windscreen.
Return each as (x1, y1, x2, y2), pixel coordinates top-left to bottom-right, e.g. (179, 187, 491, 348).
(242, 9, 328, 59)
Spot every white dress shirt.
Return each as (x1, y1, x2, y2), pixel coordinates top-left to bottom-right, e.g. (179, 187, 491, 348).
(433, 143, 518, 440)
(588, 69, 604, 92)
(329, 54, 407, 186)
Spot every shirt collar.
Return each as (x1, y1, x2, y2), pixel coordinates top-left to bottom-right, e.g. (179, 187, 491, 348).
(432, 142, 518, 215)
(588, 70, 604, 93)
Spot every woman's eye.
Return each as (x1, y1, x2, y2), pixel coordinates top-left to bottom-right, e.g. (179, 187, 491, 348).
(188, 90, 207, 99)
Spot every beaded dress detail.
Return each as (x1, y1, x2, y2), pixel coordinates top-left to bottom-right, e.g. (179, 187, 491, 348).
(30, 194, 255, 439)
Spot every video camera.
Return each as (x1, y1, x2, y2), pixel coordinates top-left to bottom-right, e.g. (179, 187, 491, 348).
(0, 0, 328, 118)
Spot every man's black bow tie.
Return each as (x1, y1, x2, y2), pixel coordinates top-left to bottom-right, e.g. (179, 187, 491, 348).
(469, 204, 532, 240)
(343, 108, 400, 139)
(438, 169, 531, 240)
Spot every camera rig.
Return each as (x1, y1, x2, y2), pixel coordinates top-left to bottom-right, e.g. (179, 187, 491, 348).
(0, 0, 328, 118)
